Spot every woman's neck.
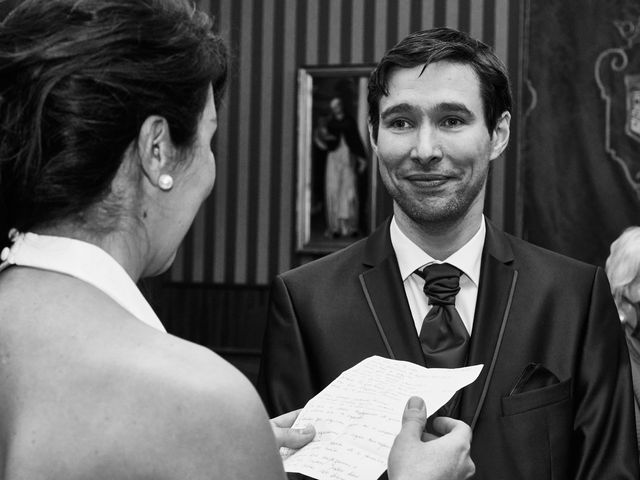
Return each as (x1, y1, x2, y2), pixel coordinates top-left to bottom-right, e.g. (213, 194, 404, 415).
(31, 223, 147, 282)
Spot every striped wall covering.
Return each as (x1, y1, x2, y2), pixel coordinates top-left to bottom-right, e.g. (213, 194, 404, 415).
(172, 0, 523, 286)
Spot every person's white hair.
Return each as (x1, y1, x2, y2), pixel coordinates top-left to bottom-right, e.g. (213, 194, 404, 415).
(605, 226, 640, 308)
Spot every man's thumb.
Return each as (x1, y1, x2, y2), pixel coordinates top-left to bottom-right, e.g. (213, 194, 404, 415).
(277, 425, 316, 449)
(400, 396, 427, 438)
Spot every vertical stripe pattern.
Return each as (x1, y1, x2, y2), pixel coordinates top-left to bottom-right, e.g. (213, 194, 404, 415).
(171, 0, 522, 285)
(256, 0, 275, 284)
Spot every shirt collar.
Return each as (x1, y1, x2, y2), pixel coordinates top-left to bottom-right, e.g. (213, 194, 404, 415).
(0, 232, 166, 333)
(390, 216, 486, 286)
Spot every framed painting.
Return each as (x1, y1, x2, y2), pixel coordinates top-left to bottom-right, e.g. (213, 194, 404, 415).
(296, 64, 378, 254)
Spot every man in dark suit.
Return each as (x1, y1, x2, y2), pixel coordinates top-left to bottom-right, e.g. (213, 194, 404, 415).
(259, 27, 639, 479)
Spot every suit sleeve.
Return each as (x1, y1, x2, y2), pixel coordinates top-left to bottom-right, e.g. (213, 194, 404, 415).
(572, 267, 640, 479)
(258, 275, 317, 417)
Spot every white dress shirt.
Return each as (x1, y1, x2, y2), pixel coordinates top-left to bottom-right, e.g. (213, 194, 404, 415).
(390, 216, 486, 335)
(0, 231, 166, 333)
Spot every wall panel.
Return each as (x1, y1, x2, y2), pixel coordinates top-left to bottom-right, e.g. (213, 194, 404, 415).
(171, 0, 522, 286)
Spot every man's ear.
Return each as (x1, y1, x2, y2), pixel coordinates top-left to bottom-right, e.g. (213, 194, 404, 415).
(368, 122, 379, 155)
(489, 111, 511, 161)
(137, 115, 174, 187)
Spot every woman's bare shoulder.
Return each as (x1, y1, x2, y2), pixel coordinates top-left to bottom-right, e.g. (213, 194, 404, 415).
(0, 268, 285, 480)
(103, 325, 286, 480)
(108, 339, 285, 480)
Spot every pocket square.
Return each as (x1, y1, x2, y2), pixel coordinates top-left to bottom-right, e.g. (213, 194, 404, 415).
(509, 363, 560, 396)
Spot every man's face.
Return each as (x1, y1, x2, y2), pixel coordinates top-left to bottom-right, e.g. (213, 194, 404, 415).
(370, 60, 509, 228)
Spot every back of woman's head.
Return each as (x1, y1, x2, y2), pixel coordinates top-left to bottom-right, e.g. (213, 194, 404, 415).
(0, 0, 227, 245)
(606, 226, 640, 299)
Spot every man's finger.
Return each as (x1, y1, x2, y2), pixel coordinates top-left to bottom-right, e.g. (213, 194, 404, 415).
(421, 431, 438, 442)
(432, 417, 472, 442)
(271, 408, 302, 428)
(275, 425, 316, 449)
(399, 396, 427, 439)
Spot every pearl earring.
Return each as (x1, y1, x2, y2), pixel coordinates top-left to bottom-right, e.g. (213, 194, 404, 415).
(158, 174, 174, 191)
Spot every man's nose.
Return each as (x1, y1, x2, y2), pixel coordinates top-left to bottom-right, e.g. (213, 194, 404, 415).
(409, 124, 443, 163)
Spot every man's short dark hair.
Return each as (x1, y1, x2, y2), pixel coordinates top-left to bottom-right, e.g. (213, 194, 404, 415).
(367, 27, 512, 140)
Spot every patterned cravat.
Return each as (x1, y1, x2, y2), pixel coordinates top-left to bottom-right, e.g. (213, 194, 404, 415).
(416, 263, 470, 369)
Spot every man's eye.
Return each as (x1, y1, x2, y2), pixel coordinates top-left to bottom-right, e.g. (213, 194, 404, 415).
(442, 117, 463, 128)
(390, 119, 411, 129)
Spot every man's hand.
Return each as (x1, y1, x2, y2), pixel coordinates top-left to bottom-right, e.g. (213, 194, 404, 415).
(270, 409, 316, 450)
(388, 396, 475, 480)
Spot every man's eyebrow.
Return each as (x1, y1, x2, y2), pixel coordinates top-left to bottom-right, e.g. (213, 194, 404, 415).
(380, 102, 476, 120)
(380, 103, 417, 120)
(432, 102, 475, 117)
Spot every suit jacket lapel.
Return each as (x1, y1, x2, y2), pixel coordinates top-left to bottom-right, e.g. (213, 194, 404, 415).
(359, 219, 425, 366)
(459, 220, 517, 426)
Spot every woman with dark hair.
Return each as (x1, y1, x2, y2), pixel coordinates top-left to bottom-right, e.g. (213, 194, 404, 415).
(0, 1, 308, 477)
(0, 1, 474, 478)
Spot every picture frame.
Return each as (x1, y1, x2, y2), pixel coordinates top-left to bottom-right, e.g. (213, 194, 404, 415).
(296, 64, 378, 254)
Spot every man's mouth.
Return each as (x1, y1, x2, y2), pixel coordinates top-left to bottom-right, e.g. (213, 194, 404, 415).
(405, 173, 453, 186)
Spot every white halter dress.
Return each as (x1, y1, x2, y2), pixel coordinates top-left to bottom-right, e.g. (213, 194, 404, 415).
(0, 231, 166, 333)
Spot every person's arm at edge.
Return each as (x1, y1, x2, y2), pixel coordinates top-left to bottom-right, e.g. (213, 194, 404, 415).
(572, 267, 640, 478)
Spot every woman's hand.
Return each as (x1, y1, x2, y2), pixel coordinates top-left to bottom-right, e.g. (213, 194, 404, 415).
(270, 409, 316, 450)
(388, 397, 475, 480)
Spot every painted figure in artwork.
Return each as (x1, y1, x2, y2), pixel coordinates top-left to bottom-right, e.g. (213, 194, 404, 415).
(315, 97, 367, 238)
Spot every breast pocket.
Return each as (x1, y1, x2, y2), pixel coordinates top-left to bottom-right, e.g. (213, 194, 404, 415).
(496, 379, 573, 480)
(502, 377, 572, 416)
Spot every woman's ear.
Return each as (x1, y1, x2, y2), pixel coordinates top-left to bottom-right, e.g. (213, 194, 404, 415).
(137, 115, 174, 189)
(489, 111, 511, 161)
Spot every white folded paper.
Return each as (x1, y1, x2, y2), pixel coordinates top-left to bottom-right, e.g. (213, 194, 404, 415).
(281, 356, 483, 480)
